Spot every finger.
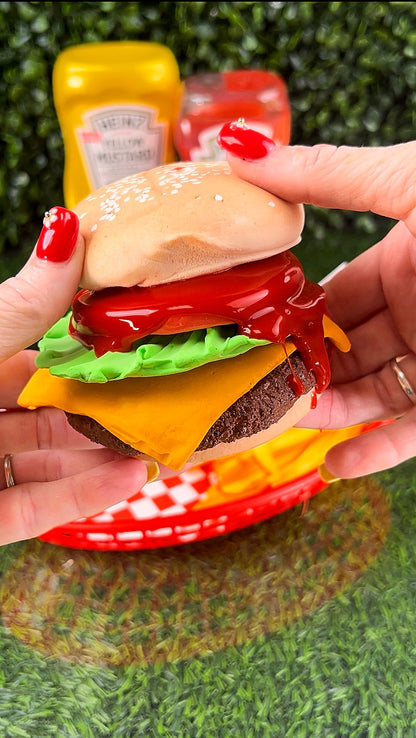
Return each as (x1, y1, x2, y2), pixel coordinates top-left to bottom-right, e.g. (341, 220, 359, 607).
(323, 222, 412, 330)
(225, 140, 416, 228)
(0, 407, 103, 453)
(324, 222, 416, 366)
(0, 449, 183, 487)
(0, 207, 83, 362)
(0, 457, 148, 545)
(0, 350, 37, 408)
(329, 307, 409, 385)
(299, 353, 416, 429)
(323, 409, 416, 478)
(0, 448, 124, 486)
(378, 220, 416, 355)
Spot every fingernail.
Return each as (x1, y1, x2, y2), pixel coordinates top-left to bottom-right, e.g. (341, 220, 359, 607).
(36, 206, 79, 262)
(144, 461, 160, 484)
(318, 464, 341, 484)
(217, 120, 277, 160)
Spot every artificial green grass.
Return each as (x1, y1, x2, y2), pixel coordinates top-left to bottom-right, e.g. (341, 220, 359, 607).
(0, 478, 390, 668)
(0, 461, 415, 737)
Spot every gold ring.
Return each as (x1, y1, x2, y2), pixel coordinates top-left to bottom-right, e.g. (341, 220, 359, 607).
(390, 356, 416, 405)
(4, 454, 15, 488)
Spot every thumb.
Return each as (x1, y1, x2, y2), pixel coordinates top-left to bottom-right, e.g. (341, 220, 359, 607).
(219, 126, 416, 231)
(0, 207, 84, 361)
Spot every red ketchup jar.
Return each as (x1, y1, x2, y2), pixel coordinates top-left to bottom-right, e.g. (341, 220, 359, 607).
(174, 69, 291, 162)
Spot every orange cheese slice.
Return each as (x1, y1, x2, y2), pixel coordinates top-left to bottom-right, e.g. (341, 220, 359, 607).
(18, 316, 349, 470)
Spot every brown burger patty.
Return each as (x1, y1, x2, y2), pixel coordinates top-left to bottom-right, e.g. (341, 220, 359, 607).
(65, 352, 314, 456)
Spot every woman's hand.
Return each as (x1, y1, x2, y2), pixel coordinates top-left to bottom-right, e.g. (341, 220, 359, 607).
(218, 126, 416, 478)
(304, 221, 416, 478)
(0, 207, 149, 545)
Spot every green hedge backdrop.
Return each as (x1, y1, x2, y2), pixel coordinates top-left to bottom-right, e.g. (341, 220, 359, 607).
(1, 1, 416, 265)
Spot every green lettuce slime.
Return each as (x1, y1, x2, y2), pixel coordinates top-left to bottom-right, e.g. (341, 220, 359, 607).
(36, 315, 269, 383)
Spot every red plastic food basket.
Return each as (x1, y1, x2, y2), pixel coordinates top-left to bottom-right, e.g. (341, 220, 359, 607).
(39, 464, 327, 551)
(39, 422, 385, 551)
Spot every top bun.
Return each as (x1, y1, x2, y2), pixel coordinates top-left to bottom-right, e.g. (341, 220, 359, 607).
(74, 161, 305, 290)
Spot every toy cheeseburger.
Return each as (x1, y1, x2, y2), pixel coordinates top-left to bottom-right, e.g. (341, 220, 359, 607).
(19, 162, 349, 470)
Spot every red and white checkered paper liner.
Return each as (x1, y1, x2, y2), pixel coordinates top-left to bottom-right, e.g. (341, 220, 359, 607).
(84, 466, 209, 537)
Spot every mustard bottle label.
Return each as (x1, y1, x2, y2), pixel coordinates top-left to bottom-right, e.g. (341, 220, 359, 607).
(53, 41, 181, 207)
(76, 104, 167, 190)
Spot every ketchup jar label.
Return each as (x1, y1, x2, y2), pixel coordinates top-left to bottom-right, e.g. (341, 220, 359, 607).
(174, 70, 291, 162)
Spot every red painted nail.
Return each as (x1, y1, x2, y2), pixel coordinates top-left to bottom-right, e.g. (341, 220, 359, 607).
(36, 206, 79, 262)
(217, 121, 277, 160)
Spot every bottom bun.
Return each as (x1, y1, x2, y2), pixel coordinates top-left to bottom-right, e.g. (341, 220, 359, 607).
(65, 352, 316, 468)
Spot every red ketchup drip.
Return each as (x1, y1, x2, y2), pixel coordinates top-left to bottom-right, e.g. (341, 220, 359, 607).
(283, 345, 306, 396)
(69, 252, 331, 394)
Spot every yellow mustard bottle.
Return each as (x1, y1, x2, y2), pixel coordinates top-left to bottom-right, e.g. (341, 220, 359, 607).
(53, 41, 181, 208)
